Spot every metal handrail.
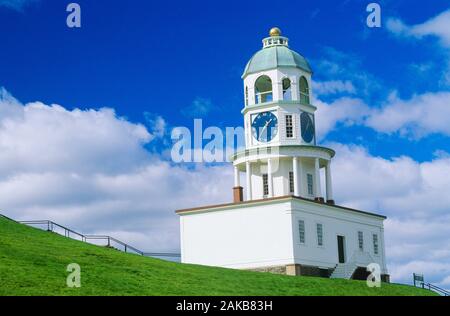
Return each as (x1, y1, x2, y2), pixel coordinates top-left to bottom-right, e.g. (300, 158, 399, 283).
(422, 282, 450, 296)
(16, 219, 180, 258)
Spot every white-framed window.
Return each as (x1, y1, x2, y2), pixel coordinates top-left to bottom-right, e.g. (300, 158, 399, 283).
(358, 231, 364, 251)
(316, 223, 323, 246)
(262, 174, 269, 196)
(373, 234, 379, 255)
(285, 114, 293, 138)
(289, 171, 294, 193)
(307, 173, 314, 196)
(298, 220, 305, 244)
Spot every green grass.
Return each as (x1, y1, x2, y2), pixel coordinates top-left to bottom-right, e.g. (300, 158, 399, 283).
(0, 216, 436, 296)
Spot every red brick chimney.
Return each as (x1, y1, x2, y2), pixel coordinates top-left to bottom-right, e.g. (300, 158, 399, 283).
(233, 186, 243, 203)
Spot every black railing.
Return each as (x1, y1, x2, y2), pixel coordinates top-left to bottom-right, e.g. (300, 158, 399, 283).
(14, 219, 180, 259)
(420, 282, 450, 297)
(413, 273, 449, 296)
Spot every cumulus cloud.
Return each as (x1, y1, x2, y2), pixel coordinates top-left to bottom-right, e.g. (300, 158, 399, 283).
(329, 143, 450, 287)
(331, 143, 450, 217)
(313, 80, 356, 96)
(313, 47, 383, 99)
(315, 91, 450, 140)
(314, 9, 450, 140)
(387, 10, 450, 48)
(387, 9, 450, 87)
(366, 91, 450, 138)
(314, 97, 370, 139)
(0, 88, 233, 252)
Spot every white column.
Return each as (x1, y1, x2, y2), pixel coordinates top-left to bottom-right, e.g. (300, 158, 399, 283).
(248, 86, 255, 105)
(314, 158, 322, 200)
(292, 157, 300, 196)
(246, 161, 252, 201)
(298, 157, 303, 197)
(267, 158, 274, 197)
(325, 160, 334, 202)
(234, 166, 240, 187)
(274, 80, 283, 102)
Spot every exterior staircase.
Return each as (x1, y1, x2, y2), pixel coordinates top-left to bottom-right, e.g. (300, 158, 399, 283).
(330, 262, 359, 279)
(330, 251, 375, 279)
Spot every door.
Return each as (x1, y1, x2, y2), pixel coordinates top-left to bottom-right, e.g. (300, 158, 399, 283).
(337, 235, 345, 263)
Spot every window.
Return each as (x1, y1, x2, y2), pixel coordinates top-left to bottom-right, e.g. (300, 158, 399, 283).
(282, 78, 292, 101)
(245, 86, 248, 106)
(262, 174, 269, 196)
(285, 114, 293, 138)
(289, 171, 294, 193)
(307, 173, 314, 196)
(373, 234, 379, 255)
(255, 75, 273, 104)
(299, 76, 310, 104)
(298, 220, 305, 244)
(316, 223, 323, 246)
(358, 231, 364, 251)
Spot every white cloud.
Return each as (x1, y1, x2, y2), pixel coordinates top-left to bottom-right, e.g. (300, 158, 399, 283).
(314, 97, 370, 139)
(0, 88, 233, 252)
(329, 143, 450, 287)
(313, 80, 356, 95)
(387, 10, 450, 48)
(440, 275, 450, 286)
(315, 91, 450, 140)
(144, 112, 167, 138)
(366, 91, 450, 138)
(387, 9, 450, 87)
(313, 47, 383, 98)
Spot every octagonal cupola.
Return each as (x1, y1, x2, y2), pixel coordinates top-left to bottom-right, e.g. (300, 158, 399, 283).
(242, 28, 313, 108)
(243, 28, 312, 79)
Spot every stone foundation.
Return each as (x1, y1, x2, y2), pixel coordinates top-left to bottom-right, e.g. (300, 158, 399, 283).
(248, 264, 333, 278)
(248, 265, 287, 274)
(248, 264, 390, 282)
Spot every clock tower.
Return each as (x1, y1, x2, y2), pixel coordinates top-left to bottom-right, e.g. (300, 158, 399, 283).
(177, 28, 388, 282)
(232, 27, 335, 204)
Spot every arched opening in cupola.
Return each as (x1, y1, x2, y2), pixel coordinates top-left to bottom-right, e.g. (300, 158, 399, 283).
(299, 76, 310, 104)
(282, 78, 292, 101)
(255, 75, 273, 104)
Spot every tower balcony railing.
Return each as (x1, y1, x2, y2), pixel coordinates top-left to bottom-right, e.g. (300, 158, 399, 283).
(255, 91, 273, 104)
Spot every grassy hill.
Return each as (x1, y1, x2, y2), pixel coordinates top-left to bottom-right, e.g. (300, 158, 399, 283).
(0, 216, 436, 296)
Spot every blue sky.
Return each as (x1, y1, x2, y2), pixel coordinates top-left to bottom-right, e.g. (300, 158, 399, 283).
(1, 0, 450, 288)
(1, 0, 449, 161)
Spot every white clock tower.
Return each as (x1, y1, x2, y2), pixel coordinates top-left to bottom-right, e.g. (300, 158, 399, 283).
(177, 28, 389, 282)
(232, 27, 335, 204)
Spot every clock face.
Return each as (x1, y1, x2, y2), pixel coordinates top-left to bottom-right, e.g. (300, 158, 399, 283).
(300, 112, 314, 143)
(251, 111, 278, 143)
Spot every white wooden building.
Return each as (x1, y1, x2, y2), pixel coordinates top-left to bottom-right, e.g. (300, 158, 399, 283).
(176, 28, 389, 281)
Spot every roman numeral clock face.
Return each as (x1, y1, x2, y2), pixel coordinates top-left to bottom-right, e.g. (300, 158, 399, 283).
(300, 112, 315, 143)
(251, 111, 278, 143)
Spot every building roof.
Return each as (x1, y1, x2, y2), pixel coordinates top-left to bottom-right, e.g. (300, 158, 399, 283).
(175, 195, 387, 219)
(242, 44, 313, 78)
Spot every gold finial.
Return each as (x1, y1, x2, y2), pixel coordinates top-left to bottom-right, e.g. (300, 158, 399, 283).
(269, 27, 281, 37)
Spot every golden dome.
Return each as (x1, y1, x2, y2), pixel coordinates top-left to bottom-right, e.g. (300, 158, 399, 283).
(269, 27, 281, 37)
